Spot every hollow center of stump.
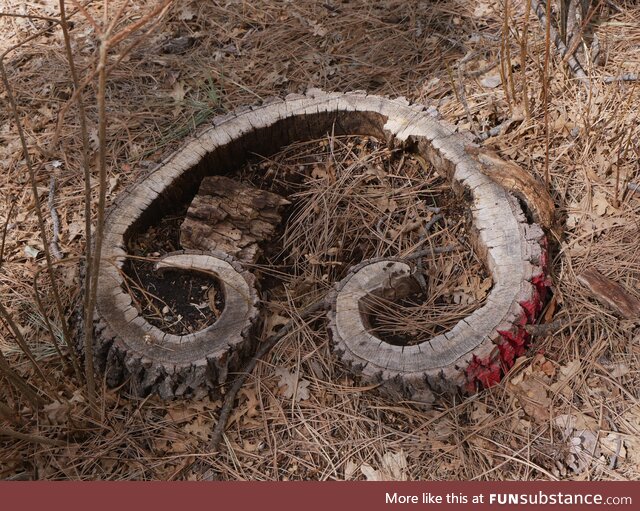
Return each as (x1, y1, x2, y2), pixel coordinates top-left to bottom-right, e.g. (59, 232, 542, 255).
(128, 264, 225, 336)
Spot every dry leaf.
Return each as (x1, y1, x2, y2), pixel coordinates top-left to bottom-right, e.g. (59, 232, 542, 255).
(309, 21, 327, 37)
(344, 459, 359, 480)
(480, 75, 501, 88)
(592, 190, 610, 216)
(67, 221, 84, 241)
(380, 451, 408, 481)
(170, 81, 187, 102)
(265, 312, 289, 336)
(43, 400, 70, 425)
(360, 462, 380, 481)
(238, 387, 260, 418)
(610, 363, 630, 378)
(470, 401, 490, 424)
(184, 418, 209, 441)
(509, 364, 552, 423)
(550, 360, 581, 394)
(359, 451, 408, 481)
(600, 433, 625, 459)
(179, 2, 196, 21)
(553, 413, 600, 474)
(275, 367, 310, 402)
(24, 245, 40, 258)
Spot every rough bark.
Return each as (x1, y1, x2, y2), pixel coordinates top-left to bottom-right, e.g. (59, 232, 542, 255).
(92, 89, 549, 402)
(180, 175, 289, 263)
(577, 269, 640, 319)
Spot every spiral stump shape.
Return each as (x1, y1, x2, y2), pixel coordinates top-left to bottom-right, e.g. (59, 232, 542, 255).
(91, 89, 548, 402)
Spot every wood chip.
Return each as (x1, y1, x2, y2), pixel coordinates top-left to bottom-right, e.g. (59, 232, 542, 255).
(577, 269, 640, 320)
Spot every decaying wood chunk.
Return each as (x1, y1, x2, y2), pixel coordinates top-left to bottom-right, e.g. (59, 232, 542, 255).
(465, 145, 557, 233)
(577, 269, 640, 319)
(180, 175, 290, 263)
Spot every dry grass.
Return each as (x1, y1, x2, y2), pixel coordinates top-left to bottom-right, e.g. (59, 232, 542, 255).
(1, 0, 639, 480)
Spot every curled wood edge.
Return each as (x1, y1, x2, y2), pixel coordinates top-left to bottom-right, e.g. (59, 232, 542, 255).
(93, 250, 259, 399)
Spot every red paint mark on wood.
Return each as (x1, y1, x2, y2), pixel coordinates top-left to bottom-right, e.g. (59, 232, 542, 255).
(464, 244, 551, 393)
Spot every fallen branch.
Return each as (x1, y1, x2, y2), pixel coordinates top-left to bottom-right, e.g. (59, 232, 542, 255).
(531, 0, 637, 87)
(0, 426, 66, 447)
(530, 0, 589, 86)
(603, 74, 640, 84)
(47, 176, 63, 260)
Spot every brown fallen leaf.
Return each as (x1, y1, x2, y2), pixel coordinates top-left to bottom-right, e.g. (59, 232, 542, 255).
(275, 367, 310, 402)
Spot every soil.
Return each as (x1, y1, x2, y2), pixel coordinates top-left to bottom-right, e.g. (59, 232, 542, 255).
(125, 208, 225, 336)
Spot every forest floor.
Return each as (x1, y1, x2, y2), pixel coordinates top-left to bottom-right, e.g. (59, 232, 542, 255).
(1, 0, 639, 480)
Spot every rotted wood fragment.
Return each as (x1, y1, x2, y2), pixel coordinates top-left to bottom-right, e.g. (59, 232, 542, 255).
(180, 175, 290, 263)
(577, 269, 640, 320)
(465, 145, 557, 234)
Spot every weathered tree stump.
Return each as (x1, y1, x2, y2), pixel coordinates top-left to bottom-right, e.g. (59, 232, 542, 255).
(93, 89, 549, 401)
(180, 175, 289, 263)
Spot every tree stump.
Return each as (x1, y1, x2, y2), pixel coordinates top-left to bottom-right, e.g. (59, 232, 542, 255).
(92, 89, 549, 401)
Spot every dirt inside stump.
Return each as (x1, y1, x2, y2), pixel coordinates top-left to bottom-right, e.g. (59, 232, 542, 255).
(125, 209, 225, 336)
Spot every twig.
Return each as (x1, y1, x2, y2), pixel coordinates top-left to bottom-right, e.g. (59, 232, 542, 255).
(413, 213, 446, 291)
(406, 245, 458, 260)
(81, 27, 111, 412)
(542, 0, 552, 187)
(47, 176, 63, 260)
(603, 74, 640, 84)
(628, 182, 640, 195)
(0, 12, 59, 22)
(0, 426, 66, 447)
(424, 213, 443, 233)
(501, 0, 517, 109)
(59, 0, 97, 414)
(605, 418, 622, 470)
(210, 300, 327, 451)
(0, 200, 16, 269)
(530, 0, 589, 86)
(591, 32, 601, 65)
(520, 0, 532, 120)
(457, 52, 477, 133)
(562, 1, 602, 67)
(565, 0, 578, 50)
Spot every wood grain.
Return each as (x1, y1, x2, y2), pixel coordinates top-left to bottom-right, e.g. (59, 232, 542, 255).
(181, 175, 289, 263)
